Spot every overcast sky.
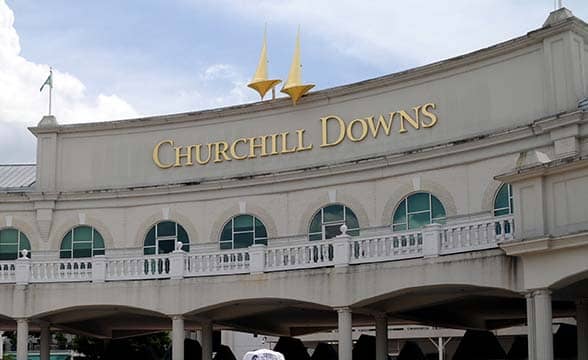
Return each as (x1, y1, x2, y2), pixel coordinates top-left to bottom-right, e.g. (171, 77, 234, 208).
(1, 0, 588, 163)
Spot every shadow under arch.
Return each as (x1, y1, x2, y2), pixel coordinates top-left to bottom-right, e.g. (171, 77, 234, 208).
(30, 304, 172, 339)
(352, 284, 526, 330)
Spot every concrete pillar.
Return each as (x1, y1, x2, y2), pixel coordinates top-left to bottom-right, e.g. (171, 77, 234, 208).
(526, 292, 536, 360)
(375, 314, 388, 360)
(577, 298, 588, 360)
(16, 318, 29, 360)
(534, 289, 553, 360)
(337, 307, 353, 360)
(40, 323, 50, 360)
(201, 320, 213, 360)
(172, 315, 185, 360)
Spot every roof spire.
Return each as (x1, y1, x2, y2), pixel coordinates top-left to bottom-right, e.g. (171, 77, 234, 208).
(247, 25, 282, 100)
(281, 27, 315, 105)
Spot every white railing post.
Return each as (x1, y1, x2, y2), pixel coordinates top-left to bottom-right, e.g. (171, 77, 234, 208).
(249, 244, 266, 274)
(170, 242, 186, 280)
(422, 223, 442, 258)
(92, 255, 107, 283)
(15, 250, 31, 285)
(334, 225, 352, 267)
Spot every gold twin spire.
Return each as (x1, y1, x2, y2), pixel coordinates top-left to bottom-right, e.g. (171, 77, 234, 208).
(247, 28, 282, 100)
(248, 27, 315, 105)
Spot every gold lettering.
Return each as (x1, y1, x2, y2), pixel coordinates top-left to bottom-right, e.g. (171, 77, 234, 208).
(346, 118, 369, 142)
(420, 103, 438, 128)
(269, 133, 280, 155)
(153, 140, 175, 169)
(280, 132, 297, 154)
(213, 141, 231, 163)
(296, 129, 313, 152)
(366, 113, 395, 138)
(320, 115, 346, 148)
(230, 138, 248, 160)
(194, 144, 213, 165)
(174, 145, 195, 167)
(398, 106, 421, 133)
(248, 135, 269, 158)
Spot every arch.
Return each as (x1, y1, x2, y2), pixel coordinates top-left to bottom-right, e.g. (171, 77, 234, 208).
(0, 227, 31, 260)
(210, 203, 278, 243)
(493, 183, 513, 216)
(59, 225, 106, 258)
(308, 203, 360, 241)
(391, 192, 446, 231)
(297, 191, 369, 235)
(51, 216, 115, 254)
(143, 221, 190, 255)
(381, 179, 457, 225)
(219, 214, 268, 250)
(133, 210, 199, 249)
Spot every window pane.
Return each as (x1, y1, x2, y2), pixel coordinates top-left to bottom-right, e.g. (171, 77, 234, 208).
(309, 233, 322, 241)
(144, 246, 156, 255)
(254, 238, 268, 246)
(0, 229, 18, 244)
(494, 184, 509, 210)
(494, 208, 510, 217)
(0, 244, 17, 260)
(93, 249, 105, 256)
(234, 232, 254, 249)
(325, 224, 343, 239)
(60, 250, 72, 259)
(346, 211, 359, 230)
(73, 247, 92, 258)
(431, 196, 446, 220)
(93, 230, 105, 249)
(234, 215, 253, 232)
(309, 214, 321, 233)
(158, 239, 175, 254)
(61, 231, 73, 250)
(220, 241, 233, 250)
(144, 228, 156, 247)
(220, 223, 233, 241)
(323, 205, 344, 222)
(74, 226, 92, 242)
(393, 200, 406, 225)
(407, 193, 430, 213)
(177, 225, 189, 244)
(20, 233, 31, 251)
(393, 224, 407, 232)
(348, 229, 360, 237)
(157, 221, 176, 237)
(408, 212, 431, 229)
(254, 218, 267, 238)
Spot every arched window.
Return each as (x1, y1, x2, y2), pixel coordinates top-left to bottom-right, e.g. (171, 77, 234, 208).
(392, 192, 446, 231)
(220, 215, 267, 250)
(0, 228, 31, 260)
(493, 184, 513, 216)
(144, 221, 189, 255)
(308, 204, 360, 241)
(60, 226, 105, 258)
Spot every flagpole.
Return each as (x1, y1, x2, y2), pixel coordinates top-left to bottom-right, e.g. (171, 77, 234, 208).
(48, 67, 53, 115)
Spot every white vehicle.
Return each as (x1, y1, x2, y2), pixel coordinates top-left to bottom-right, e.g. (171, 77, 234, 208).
(242, 349, 285, 360)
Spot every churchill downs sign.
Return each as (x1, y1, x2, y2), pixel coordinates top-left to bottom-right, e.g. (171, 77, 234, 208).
(152, 103, 438, 169)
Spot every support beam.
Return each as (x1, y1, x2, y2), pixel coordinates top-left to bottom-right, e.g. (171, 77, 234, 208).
(16, 318, 29, 360)
(577, 298, 588, 360)
(337, 307, 353, 360)
(40, 323, 50, 360)
(375, 314, 388, 360)
(534, 289, 553, 360)
(172, 315, 185, 360)
(201, 320, 213, 360)
(526, 292, 536, 360)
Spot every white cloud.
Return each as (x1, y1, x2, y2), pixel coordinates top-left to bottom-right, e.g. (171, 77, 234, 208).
(0, 0, 139, 130)
(205, 0, 552, 68)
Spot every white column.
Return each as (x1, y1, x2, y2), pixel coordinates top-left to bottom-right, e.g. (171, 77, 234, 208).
(201, 320, 213, 360)
(172, 315, 185, 360)
(337, 307, 353, 360)
(16, 318, 29, 360)
(534, 289, 553, 360)
(40, 323, 50, 360)
(375, 314, 388, 360)
(526, 292, 536, 360)
(577, 298, 588, 360)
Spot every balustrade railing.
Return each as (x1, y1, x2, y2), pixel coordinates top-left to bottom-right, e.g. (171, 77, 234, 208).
(0, 214, 515, 284)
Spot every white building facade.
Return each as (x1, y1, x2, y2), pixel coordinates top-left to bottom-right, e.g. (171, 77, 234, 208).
(1, 7, 588, 360)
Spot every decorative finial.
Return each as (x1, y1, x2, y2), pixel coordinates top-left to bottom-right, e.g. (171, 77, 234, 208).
(176, 241, 184, 251)
(281, 27, 315, 105)
(340, 224, 348, 235)
(20, 249, 29, 258)
(247, 25, 282, 100)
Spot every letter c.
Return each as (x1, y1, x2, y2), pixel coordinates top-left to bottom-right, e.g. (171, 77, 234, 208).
(153, 140, 175, 169)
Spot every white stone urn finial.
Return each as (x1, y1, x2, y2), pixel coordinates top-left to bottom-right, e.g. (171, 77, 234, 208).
(340, 224, 348, 235)
(20, 249, 29, 258)
(176, 241, 183, 251)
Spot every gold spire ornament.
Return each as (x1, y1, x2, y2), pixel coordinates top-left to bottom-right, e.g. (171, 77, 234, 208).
(281, 28, 314, 105)
(247, 28, 282, 100)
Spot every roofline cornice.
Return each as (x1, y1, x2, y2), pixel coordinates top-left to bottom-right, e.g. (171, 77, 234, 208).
(28, 17, 588, 136)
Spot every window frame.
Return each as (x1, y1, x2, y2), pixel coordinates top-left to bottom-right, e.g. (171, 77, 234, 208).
(308, 204, 360, 241)
(493, 184, 513, 216)
(219, 214, 268, 250)
(59, 225, 105, 259)
(0, 228, 31, 260)
(392, 192, 446, 231)
(143, 221, 190, 255)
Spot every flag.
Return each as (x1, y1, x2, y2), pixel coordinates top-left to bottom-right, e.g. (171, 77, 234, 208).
(40, 71, 52, 92)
